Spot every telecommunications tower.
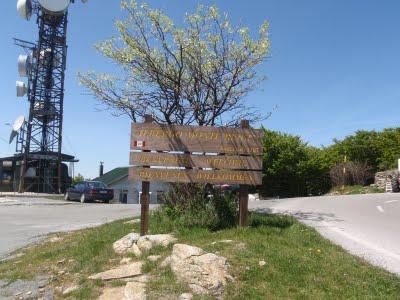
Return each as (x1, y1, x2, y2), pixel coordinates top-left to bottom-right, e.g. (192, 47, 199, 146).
(12, 0, 87, 193)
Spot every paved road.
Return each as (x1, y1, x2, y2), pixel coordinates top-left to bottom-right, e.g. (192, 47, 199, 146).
(0, 197, 146, 259)
(250, 193, 400, 276)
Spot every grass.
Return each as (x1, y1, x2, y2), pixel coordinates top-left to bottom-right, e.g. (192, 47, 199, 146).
(328, 185, 385, 195)
(0, 213, 399, 299)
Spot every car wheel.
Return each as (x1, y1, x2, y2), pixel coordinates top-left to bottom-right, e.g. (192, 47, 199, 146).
(65, 193, 70, 201)
(104, 199, 110, 204)
(80, 194, 86, 203)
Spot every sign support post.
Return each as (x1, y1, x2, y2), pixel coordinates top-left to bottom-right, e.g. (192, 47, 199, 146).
(239, 120, 250, 227)
(140, 114, 153, 236)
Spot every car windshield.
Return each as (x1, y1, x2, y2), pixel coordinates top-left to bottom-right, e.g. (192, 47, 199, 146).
(88, 182, 107, 189)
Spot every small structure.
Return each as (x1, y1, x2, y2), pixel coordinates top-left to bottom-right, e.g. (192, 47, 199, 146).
(94, 167, 167, 204)
(374, 170, 399, 192)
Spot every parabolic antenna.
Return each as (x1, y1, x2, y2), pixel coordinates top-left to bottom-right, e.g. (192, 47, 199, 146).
(17, 0, 32, 21)
(18, 54, 31, 77)
(16, 81, 28, 97)
(38, 0, 70, 14)
(9, 116, 25, 144)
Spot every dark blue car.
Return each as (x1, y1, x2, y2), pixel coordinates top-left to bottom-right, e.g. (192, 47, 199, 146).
(65, 181, 114, 203)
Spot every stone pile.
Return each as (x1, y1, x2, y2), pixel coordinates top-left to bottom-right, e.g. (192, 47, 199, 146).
(374, 170, 399, 192)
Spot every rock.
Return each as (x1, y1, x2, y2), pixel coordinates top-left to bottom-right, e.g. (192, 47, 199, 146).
(89, 262, 143, 280)
(99, 286, 125, 300)
(125, 219, 141, 225)
(179, 292, 193, 300)
(124, 282, 146, 300)
(170, 244, 232, 296)
(49, 236, 62, 243)
(147, 255, 161, 262)
(160, 256, 172, 268)
(120, 257, 133, 265)
(211, 240, 234, 245)
(63, 285, 79, 295)
(136, 234, 177, 252)
(113, 233, 140, 255)
(259, 260, 266, 267)
(137, 239, 153, 251)
(124, 275, 151, 283)
(99, 282, 146, 300)
(56, 259, 65, 265)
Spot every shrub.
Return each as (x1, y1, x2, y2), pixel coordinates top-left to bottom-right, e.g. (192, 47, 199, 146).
(155, 183, 238, 231)
(329, 161, 372, 187)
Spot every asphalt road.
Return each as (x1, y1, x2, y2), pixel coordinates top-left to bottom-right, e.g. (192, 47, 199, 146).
(250, 193, 400, 276)
(0, 197, 145, 259)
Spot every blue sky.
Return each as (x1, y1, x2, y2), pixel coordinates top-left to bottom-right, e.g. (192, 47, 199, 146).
(1, 0, 399, 178)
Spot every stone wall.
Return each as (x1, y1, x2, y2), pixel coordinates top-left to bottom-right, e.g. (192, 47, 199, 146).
(374, 170, 399, 191)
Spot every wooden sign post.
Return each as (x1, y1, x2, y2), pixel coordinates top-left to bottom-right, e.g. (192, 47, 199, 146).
(130, 118, 263, 235)
(239, 120, 250, 227)
(140, 115, 153, 236)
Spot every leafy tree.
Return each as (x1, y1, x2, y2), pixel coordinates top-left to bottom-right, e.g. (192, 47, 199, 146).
(261, 129, 331, 198)
(79, 1, 270, 126)
(377, 128, 400, 170)
(72, 173, 85, 186)
(327, 130, 381, 171)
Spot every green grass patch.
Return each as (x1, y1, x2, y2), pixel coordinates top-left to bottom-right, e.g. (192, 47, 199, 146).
(328, 185, 384, 195)
(0, 213, 399, 299)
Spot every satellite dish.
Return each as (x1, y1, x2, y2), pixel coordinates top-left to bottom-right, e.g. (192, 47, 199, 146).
(38, 0, 70, 14)
(17, 0, 33, 21)
(16, 81, 28, 97)
(18, 54, 31, 77)
(9, 116, 25, 144)
(12, 116, 25, 132)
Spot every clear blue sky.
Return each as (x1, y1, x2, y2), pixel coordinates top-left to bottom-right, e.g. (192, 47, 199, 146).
(1, 0, 399, 178)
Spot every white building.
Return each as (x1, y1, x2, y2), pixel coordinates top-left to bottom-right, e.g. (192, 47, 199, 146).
(94, 167, 168, 204)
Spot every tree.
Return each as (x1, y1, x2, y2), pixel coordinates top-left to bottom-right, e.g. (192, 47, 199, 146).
(78, 1, 270, 126)
(72, 173, 85, 186)
(261, 129, 331, 198)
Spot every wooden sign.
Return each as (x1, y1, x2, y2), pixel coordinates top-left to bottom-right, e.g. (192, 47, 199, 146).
(131, 123, 263, 155)
(129, 167, 262, 185)
(130, 116, 263, 235)
(130, 152, 262, 170)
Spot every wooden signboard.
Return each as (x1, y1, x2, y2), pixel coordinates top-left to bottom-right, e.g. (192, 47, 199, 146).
(130, 152, 262, 171)
(129, 167, 262, 185)
(130, 116, 263, 235)
(131, 123, 263, 155)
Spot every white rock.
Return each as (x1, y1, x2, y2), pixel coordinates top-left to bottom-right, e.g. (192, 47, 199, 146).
(89, 262, 143, 280)
(147, 255, 161, 262)
(179, 292, 193, 300)
(170, 244, 232, 296)
(124, 275, 151, 283)
(160, 256, 172, 268)
(124, 281, 146, 300)
(113, 233, 140, 255)
(120, 257, 133, 265)
(99, 286, 125, 300)
(63, 285, 79, 295)
(137, 234, 177, 251)
(259, 260, 266, 267)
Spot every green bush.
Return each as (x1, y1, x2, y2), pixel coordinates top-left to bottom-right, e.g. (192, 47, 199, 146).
(153, 183, 238, 231)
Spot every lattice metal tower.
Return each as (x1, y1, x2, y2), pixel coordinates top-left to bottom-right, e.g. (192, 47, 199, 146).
(15, 0, 86, 193)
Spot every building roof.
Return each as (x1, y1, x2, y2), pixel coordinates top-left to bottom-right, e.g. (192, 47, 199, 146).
(94, 167, 129, 186)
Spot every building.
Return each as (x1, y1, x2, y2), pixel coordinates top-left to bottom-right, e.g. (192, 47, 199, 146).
(94, 167, 168, 204)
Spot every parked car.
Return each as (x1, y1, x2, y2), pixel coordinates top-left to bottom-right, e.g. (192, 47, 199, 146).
(65, 181, 114, 203)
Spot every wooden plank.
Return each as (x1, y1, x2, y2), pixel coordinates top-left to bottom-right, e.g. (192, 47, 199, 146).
(129, 167, 262, 185)
(239, 120, 250, 227)
(130, 152, 262, 170)
(131, 123, 263, 155)
(140, 114, 153, 236)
